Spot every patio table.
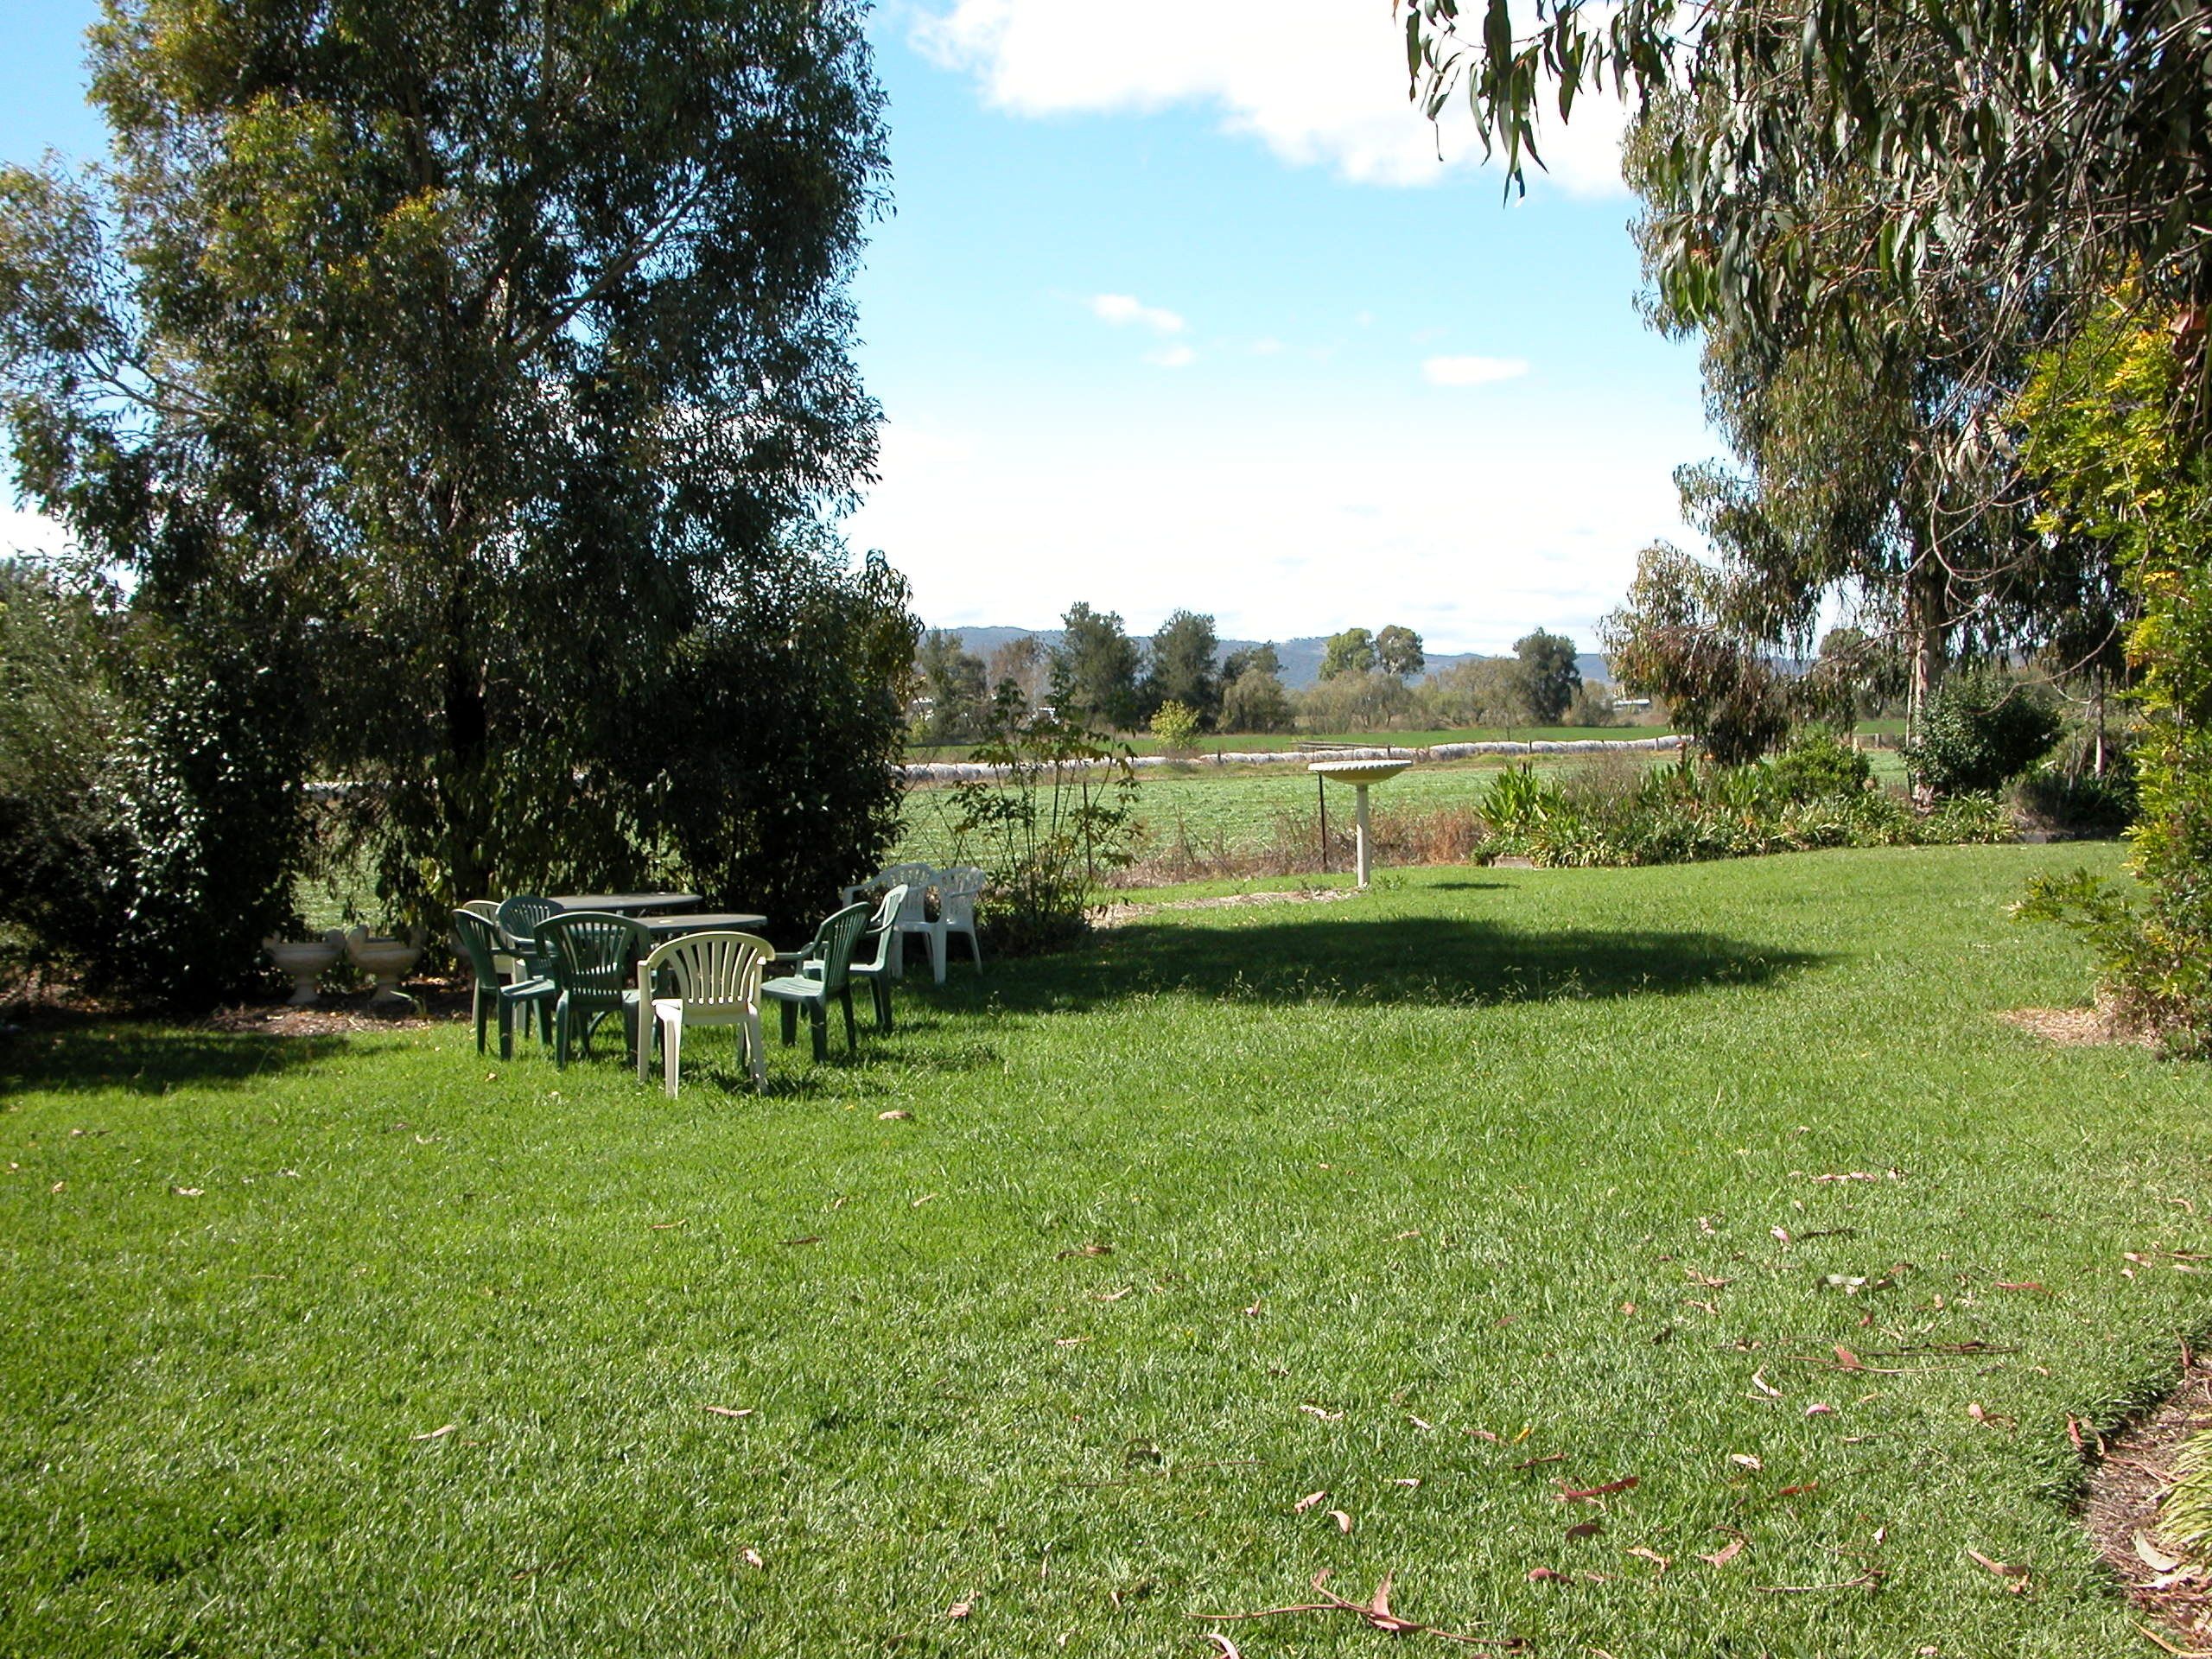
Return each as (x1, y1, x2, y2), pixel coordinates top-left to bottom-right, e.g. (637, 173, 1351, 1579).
(640, 911, 768, 937)
(545, 892, 702, 916)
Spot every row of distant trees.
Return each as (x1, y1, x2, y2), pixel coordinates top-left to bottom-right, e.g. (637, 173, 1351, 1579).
(912, 609, 1614, 742)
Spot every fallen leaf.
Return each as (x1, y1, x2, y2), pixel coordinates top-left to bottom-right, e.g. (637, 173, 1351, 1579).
(1626, 1547, 1669, 1572)
(649, 1220, 685, 1230)
(876, 1109, 912, 1120)
(1730, 1454, 1764, 1471)
(1806, 1402, 1836, 1417)
(1527, 1567, 1564, 1582)
(1243, 1300, 1263, 1316)
(1395, 1230, 1421, 1240)
(912, 1192, 938, 1207)
(1392, 1478, 1421, 1488)
(741, 1548, 765, 1569)
(1092, 1286, 1133, 1302)
(1294, 1491, 1328, 1514)
(702, 1405, 754, 1420)
(1468, 1428, 1503, 1444)
(2136, 1532, 2186, 1574)
(1834, 1344, 1865, 1370)
(1330, 1510, 1354, 1535)
(172, 1186, 202, 1197)
(1966, 1547, 2030, 1592)
(1751, 1370, 1783, 1399)
(1812, 1172, 1879, 1183)
(1566, 1522, 1603, 1540)
(1778, 1481, 1818, 1497)
(1684, 1267, 1732, 1288)
(1515, 1452, 1566, 1469)
(781, 1235, 820, 1247)
(1994, 1281, 2049, 1294)
(1558, 1477, 1640, 1502)
(1053, 1336, 1090, 1348)
(1056, 1242, 1112, 1259)
(1773, 1227, 1793, 1245)
(1620, 1301, 1638, 1316)
(1199, 1635, 1243, 1659)
(1700, 1536, 1746, 1567)
(411, 1424, 455, 1441)
(945, 1600, 974, 1619)
(1299, 1404, 1342, 1422)
(1406, 1414, 1433, 1431)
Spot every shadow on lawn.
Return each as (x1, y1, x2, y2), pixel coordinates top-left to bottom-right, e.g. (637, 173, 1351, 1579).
(0, 1025, 346, 1097)
(966, 914, 1827, 1011)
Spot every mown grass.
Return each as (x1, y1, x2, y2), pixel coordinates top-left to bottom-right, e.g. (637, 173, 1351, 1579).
(4, 843, 2207, 1656)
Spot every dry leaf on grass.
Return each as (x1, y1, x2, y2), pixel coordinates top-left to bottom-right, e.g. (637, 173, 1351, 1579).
(1699, 1535, 1745, 1567)
(781, 1235, 820, 1247)
(1751, 1370, 1784, 1399)
(945, 1599, 974, 1619)
(1294, 1491, 1328, 1514)
(741, 1548, 765, 1569)
(1558, 1477, 1639, 1501)
(1330, 1510, 1354, 1535)
(1566, 1522, 1603, 1541)
(411, 1424, 455, 1441)
(1625, 1547, 1669, 1572)
(876, 1109, 912, 1120)
(1056, 1242, 1112, 1259)
(702, 1405, 754, 1420)
(1527, 1567, 1564, 1582)
(1730, 1453, 1764, 1471)
(1198, 1635, 1243, 1659)
(1299, 1404, 1343, 1422)
(1966, 1548, 2031, 1592)
(1190, 1571, 1503, 1646)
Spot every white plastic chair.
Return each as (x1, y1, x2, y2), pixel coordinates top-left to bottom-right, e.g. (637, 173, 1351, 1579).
(636, 930, 773, 1096)
(908, 866, 985, 985)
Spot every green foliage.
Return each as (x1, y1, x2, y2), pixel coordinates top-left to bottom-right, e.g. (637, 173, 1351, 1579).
(1319, 626, 1377, 681)
(2012, 302, 2212, 1049)
(1512, 629, 1582, 722)
(1145, 611, 1221, 728)
(2161, 1433, 2212, 1560)
(0, 0, 899, 933)
(1483, 750, 2006, 868)
(1294, 670, 1417, 733)
(917, 629, 988, 744)
(1376, 623, 1426, 679)
(0, 563, 127, 973)
(1601, 543, 1791, 765)
(1768, 731, 1872, 804)
(1418, 657, 1526, 727)
(1903, 667, 2063, 797)
(942, 711, 1141, 954)
(1219, 644, 1292, 734)
(1148, 699, 1201, 759)
(1052, 602, 1145, 730)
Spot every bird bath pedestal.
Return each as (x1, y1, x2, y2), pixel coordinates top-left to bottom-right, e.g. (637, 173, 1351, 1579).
(1307, 758, 1412, 888)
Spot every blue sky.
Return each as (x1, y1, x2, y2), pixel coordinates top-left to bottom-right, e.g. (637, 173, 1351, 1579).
(2, 0, 1719, 655)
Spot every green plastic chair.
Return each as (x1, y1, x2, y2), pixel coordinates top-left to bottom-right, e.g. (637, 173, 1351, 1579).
(495, 893, 561, 979)
(845, 884, 909, 1035)
(536, 910, 652, 1069)
(637, 931, 773, 1096)
(760, 901, 871, 1061)
(453, 910, 557, 1058)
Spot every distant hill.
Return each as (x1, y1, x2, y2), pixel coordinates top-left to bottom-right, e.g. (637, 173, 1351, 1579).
(931, 625, 1611, 690)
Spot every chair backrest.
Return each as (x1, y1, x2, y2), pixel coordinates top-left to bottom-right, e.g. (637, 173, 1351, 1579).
(804, 901, 874, 994)
(497, 893, 560, 948)
(855, 885, 909, 972)
(936, 867, 987, 927)
(537, 911, 650, 997)
(451, 909, 507, 988)
(639, 931, 772, 1014)
(459, 899, 501, 923)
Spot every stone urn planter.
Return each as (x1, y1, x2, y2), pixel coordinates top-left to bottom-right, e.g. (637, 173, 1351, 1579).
(345, 925, 426, 1018)
(264, 930, 346, 1006)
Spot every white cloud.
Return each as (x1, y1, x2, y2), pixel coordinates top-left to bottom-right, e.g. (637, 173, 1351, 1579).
(1423, 354, 1530, 386)
(910, 0, 1630, 195)
(1090, 292, 1185, 334)
(849, 408, 1696, 652)
(1144, 343, 1197, 370)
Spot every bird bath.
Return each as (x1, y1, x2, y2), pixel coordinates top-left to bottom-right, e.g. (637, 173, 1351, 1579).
(1307, 758, 1412, 888)
(344, 925, 426, 1018)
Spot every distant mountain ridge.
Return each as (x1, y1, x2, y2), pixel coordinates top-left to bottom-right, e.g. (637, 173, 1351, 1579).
(931, 625, 1610, 691)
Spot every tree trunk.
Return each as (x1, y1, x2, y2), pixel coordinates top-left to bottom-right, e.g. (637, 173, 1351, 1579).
(1904, 554, 1947, 748)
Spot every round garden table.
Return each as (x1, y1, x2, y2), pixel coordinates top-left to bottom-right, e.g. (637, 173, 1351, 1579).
(545, 892, 702, 916)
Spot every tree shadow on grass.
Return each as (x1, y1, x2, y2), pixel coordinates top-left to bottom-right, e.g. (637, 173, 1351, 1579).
(955, 915, 1827, 1014)
(0, 1024, 359, 1098)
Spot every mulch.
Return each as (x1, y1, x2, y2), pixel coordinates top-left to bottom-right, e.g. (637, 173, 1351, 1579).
(2082, 1348, 2212, 1653)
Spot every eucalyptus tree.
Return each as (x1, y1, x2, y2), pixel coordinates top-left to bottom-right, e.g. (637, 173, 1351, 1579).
(0, 0, 906, 925)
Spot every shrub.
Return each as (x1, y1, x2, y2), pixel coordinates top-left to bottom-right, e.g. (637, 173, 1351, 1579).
(942, 713, 1141, 955)
(1769, 731, 1872, 804)
(1904, 667, 2063, 796)
(1150, 699, 1201, 758)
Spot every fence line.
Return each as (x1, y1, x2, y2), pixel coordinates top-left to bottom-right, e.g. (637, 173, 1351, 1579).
(899, 734, 1688, 785)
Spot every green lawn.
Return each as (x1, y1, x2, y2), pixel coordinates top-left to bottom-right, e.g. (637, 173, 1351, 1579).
(6, 843, 2207, 1656)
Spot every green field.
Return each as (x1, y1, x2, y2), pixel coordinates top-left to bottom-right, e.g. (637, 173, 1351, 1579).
(6, 842, 2208, 1656)
(904, 725, 1643, 763)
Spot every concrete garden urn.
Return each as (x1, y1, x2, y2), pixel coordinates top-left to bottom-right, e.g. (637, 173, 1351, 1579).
(344, 925, 426, 1017)
(264, 930, 346, 1005)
